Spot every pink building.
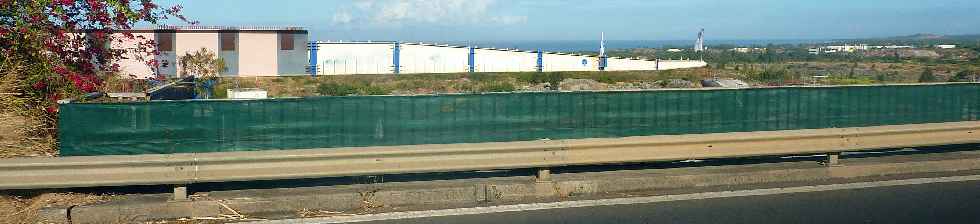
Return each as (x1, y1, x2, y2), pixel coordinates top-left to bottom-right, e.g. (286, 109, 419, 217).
(113, 26, 309, 78)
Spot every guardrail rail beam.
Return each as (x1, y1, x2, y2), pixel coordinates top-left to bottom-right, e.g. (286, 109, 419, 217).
(1, 121, 979, 190)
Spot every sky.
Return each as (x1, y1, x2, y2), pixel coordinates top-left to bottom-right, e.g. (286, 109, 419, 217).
(159, 0, 980, 41)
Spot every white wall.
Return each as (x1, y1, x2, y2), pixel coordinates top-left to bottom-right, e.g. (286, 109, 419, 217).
(606, 57, 658, 71)
(400, 44, 469, 74)
(311, 42, 706, 75)
(474, 49, 538, 72)
(543, 54, 596, 72)
(238, 32, 279, 76)
(174, 32, 220, 77)
(657, 60, 707, 70)
(315, 43, 393, 75)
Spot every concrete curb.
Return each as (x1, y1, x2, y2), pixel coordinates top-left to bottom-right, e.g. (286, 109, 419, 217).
(40, 152, 980, 223)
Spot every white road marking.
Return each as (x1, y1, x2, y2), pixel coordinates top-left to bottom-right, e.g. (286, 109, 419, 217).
(245, 175, 980, 224)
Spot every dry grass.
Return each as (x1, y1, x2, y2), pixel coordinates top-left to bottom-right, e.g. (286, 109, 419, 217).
(0, 67, 57, 158)
(0, 193, 110, 224)
(211, 69, 712, 98)
(783, 61, 979, 82)
(0, 112, 57, 158)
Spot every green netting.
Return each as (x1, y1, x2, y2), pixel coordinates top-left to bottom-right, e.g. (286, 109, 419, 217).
(59, 83, 980, 156)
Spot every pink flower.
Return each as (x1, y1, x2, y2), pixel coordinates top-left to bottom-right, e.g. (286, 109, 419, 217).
(80, 82, 95, 92)
(52, 66, 69, 75)
(48, 93, 61, 102)
(33, 81, 47, 90)
(91, 30, 105, 39)
(85, 0, 102, 8)
(146, 59, 159, 67)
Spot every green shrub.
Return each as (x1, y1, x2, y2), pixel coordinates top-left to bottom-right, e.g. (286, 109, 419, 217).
(595, 74, 616, 84)
(213, 84, 229, 99)
(481, 82, 516, 92)
(360, 85, 390, 95)
(316, 82, 358, 96)
(918, 68, 937, 83)
(826, 77, 875, 85)
(545, 73, 564, 90)
(467, 73, 494, 82)
(748, 68, 790, 84)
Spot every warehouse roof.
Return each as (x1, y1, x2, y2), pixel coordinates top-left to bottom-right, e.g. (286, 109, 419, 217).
(116, 25, 307, 33)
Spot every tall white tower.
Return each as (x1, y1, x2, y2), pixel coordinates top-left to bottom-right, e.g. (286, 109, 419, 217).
(695, 28, 705, 61)
(600, 32, 606, 57)
(599, 32, 608, 71)
(695, 28, 705, 52)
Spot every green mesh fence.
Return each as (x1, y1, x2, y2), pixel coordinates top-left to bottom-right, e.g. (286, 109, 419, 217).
(59, 83, 980, 156)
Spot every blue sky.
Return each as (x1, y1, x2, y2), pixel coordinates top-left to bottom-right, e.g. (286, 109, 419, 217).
(160, 0, 980, 41)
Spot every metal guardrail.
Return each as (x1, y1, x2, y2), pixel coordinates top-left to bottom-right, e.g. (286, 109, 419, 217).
(2, 121, 979, 191)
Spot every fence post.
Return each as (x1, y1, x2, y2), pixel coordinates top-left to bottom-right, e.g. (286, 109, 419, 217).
(536, 168, 551, 182)
(172, 185, 189, 201)
(826, 152, 841, 166)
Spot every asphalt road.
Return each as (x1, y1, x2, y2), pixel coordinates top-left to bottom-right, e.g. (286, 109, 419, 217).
(292, 178, 980, 224)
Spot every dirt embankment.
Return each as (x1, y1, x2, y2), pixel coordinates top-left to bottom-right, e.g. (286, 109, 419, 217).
(0, 73, 56, 158)
(0, 112, 56, 158)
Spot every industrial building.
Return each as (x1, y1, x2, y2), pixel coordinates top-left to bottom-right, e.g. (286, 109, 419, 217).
(114, 26, 309, 78)
(113, 26, 704, 78)
(309, 41, 706, 76)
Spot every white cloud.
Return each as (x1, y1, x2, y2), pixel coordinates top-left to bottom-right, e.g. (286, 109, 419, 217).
(332, 0, 527, 27)
(332, 11, 353, 24)
(491, 15, 528, 25)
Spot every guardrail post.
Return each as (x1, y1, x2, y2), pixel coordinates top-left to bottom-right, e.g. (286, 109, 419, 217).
(826, 152, 841, 166)
(172, 185, 189, 202)
(533, 168, 557, 198)
(536, 168, 551, 182)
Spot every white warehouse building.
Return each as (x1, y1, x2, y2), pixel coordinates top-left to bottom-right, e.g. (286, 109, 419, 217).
(308, 41, 706, 76)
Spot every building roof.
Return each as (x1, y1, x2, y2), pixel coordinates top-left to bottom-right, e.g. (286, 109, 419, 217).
(118, 25, 307, 33)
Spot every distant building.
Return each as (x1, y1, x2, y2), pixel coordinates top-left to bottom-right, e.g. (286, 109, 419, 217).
(666, 48, 684, 52)
(731, 47, 766, 53)
(112, 26, 309, 78)
(808, 48, 821, 55)
(935, 44, 957, 49)
(884, 45, 915, 49)
(823, 44, 869, 53)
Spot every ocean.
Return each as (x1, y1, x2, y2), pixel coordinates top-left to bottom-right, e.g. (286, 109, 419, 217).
(435, 40, 827, 52)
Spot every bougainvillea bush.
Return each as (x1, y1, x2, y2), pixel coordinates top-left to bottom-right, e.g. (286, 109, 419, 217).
(0, 0, 190, 156)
